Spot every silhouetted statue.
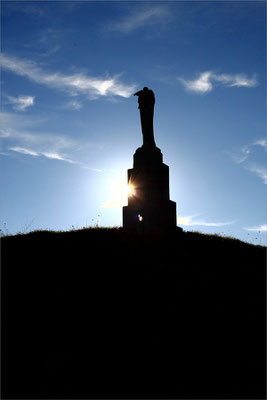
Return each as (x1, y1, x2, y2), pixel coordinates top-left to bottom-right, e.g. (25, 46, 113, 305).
(134, 87, 156, 147)
(124, 86, 177, 231)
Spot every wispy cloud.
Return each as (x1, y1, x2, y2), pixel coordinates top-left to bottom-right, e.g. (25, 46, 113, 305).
(65, 100, 82, 110)
(244, 224, 267, 232)
(179, 72, 213, 94)
(6, 95, 35, 111)
(229, 138, 267, 184)
(179, 71, 258, 94)
(9, 146, 78, 165)
(8, 142, 101, 171)
(177, 215, 235, 227)
(253, 138, 267, 150)
(2, 2, 46, 17)
(0, 111, 102, 171)
(107, 5, 171, 33)
(33, 28, 62, 58)
(246, 166, 267, 185)
(0, 53, 137, 99)
(229, 145, 251, 164)
(230, 138, 267, 165)
(8, 146, 39, 157)
(213, 73, 258, 88)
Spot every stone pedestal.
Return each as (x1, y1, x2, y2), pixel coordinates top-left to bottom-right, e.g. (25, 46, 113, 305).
(123, 145, 177, 231)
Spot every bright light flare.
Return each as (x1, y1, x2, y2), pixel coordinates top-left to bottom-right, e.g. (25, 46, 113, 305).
(125, 183, 136, 197)
(103, 177, 136, 208)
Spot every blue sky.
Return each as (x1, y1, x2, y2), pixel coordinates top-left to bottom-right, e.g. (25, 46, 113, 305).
(0, 1, 266, 245)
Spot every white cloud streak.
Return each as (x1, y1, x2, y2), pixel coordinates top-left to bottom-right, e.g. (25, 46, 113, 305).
(229, 138, 267, 185)
(244, 224, 267, 232)
(212, 73, 258, 88)
(253, 138, 267, 151)
(8, 144, 101, 171)
(108, 5, 171, 33)
(177, 215, 235, 227)
(6, 95, 35, 111)
(9, 146, 78, 165)
(230, 145, 251, 164)
(9, 146, 39, 157)
(1, 112, 102, 171)
(231, 139, 267, 165)
(0, 53, 136, 99)
(179, 71, 258, 94)
(246, 166, 267, 185)
(179, 72, 213, 94)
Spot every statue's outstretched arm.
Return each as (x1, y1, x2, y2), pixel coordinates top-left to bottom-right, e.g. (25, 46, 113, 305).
(134, 90, 142, 96)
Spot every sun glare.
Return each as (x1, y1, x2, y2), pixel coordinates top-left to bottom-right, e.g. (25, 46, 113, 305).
(125, 183, 135, 197)
(103, 176, 136, 208)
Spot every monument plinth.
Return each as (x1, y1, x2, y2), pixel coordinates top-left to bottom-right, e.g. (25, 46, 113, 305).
(123, 87, 177, 231)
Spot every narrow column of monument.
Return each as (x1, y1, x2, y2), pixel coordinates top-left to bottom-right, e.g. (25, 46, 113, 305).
(123, 87, 177, 232)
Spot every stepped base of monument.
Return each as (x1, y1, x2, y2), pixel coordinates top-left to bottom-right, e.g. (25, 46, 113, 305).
(123, 200, 176, 232)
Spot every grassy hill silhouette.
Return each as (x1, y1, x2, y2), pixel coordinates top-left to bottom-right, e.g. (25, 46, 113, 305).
(2, 227, 266, 399)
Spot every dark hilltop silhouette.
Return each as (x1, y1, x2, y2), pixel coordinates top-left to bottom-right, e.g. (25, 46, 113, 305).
(1, 88, 266, 399)
(1, 228, 266, 399)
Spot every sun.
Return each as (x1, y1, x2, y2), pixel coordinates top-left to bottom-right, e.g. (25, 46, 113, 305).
(125, 183, 136, 197)
(103, 176, 136, 209)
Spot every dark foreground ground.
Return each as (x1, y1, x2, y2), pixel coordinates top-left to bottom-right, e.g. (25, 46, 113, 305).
(1, 227, 266, 399)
